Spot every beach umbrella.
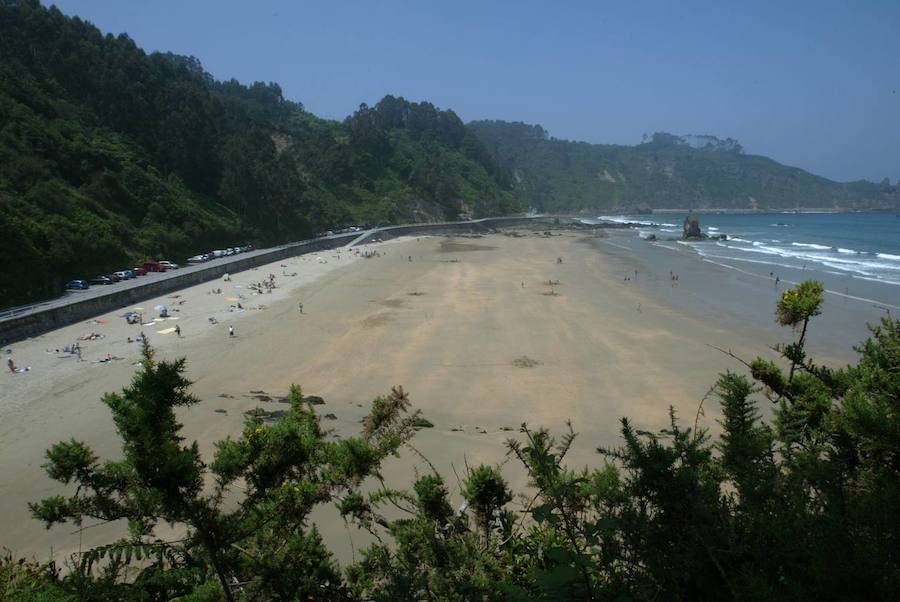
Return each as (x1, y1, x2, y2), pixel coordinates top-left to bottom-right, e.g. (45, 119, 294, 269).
(154, 304, 167, 312)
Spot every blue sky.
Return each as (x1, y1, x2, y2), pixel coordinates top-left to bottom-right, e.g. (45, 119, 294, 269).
(51, 0, 900, 183)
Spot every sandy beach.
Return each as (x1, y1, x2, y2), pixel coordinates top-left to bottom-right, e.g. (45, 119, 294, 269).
(1, 227, 892, 563)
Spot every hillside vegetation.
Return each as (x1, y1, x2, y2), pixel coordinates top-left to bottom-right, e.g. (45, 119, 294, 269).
(469, 120, 899, 213)
(0, 1, 515, 305)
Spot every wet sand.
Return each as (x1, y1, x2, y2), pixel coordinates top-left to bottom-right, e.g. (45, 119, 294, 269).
(1, 229, 887, 563)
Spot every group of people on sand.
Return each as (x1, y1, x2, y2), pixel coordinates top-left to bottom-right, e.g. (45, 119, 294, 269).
(46, 341, 82, 359)
(249, 274, 278, 295)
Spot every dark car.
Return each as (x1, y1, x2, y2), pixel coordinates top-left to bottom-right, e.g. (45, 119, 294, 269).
(106, 273, 121, 282)
(65, 279, 89, 290)
(89, 275, 115, 285)
(132, 266, 147, 276)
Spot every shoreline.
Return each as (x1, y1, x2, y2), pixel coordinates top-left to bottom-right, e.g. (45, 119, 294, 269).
(584, 208, 898, 215)
(0, 228, 885, 565)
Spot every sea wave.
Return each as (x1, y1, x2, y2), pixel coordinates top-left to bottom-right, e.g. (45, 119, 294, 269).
(791, 242, 831, 250)
(597, 216, 677, 227)
(677, 236, 900, 284)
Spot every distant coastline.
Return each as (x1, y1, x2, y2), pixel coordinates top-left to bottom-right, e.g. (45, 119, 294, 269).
(649, 208, 894, 214)
(583, 207, 896, 216)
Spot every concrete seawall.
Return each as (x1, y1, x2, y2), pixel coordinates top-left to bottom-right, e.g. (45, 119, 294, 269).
(0, 216, 554, 344)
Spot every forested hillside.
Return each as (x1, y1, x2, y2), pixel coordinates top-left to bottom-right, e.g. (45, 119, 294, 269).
(469, 120, 899, 213)
(0, 1, 516, 306)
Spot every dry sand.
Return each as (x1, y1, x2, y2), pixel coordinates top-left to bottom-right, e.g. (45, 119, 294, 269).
(0, 229, 876, 564)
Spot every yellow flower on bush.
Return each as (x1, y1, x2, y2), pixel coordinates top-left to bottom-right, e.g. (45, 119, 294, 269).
(776, 281, 824, 328)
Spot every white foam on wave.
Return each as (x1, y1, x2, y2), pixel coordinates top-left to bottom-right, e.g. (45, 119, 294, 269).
(707, 227, 719, 231)
(791, 242, 831, 250)
(597, 216, 677, 227)
(746, 245, 900, 272)
(651, 224, 900, 287)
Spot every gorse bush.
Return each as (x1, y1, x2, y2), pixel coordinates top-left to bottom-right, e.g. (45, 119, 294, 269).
(12, 281, 900, 600)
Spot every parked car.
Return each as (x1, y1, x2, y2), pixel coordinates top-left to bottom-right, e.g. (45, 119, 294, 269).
(89, 276, 115, 285)
(114, 271, 132, 280)
(132, 267, 147, 276)
(187, 254, 207, 264)
(142, 261, 166, 272)
(211, 250, 227, 258)
(65, 279, 89, 290)
(106, 273, 121, 282)
(159, 260, 179, 270)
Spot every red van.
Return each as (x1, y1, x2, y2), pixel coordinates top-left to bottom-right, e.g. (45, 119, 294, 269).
(142, 261, 167, 272)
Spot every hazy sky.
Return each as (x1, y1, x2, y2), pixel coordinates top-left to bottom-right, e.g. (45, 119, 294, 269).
(51, 0, 900, 183)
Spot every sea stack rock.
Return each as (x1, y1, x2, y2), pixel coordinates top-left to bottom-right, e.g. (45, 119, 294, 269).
(683, 214, 702, 239)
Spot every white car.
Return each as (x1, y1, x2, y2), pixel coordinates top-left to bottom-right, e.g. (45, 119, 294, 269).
(159, 260, 179, 270)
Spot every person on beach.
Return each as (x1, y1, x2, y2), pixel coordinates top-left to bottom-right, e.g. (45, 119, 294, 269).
(229, 325, 235, 337)
(7, 358, 15, 373)
(175, 324, 181, 337)
(298, 302, 303, 313)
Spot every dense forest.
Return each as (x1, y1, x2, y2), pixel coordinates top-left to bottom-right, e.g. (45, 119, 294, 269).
(469, 121, 900, 213)
(4, 282, 899, 600)
(0, 1, 516, 305)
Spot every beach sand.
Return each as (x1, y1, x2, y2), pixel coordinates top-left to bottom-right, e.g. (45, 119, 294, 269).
(1, 228, 890, 563)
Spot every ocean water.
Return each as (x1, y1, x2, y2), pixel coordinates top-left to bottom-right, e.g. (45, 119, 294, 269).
(589, 213, 900, 287)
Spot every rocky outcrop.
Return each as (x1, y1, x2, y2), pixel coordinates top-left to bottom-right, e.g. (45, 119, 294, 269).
(683, 215, 702, 239)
